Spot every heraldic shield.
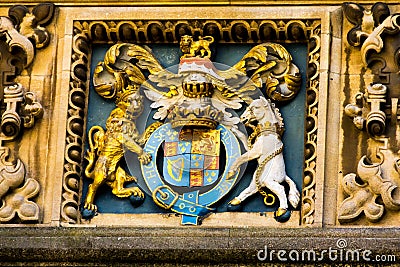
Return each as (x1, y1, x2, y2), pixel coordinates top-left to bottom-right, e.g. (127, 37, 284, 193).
(163, 127, 220, 188)
(142, 123, 240, 225)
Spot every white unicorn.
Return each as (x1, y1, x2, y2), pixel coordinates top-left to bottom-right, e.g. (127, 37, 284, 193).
(227, 96, 300, 221)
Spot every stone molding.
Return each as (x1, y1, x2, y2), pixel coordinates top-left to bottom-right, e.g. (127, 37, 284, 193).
(64, 15, 322, 226)
(1, 1, 400, 265)
(0, 227, 399, 265)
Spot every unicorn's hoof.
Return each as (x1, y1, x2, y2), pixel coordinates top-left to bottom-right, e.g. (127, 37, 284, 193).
(274, 208, 291, 222)
(129, 194, 145, 207)
(81, 208, 96, 219)
(227, 198, 243, 211)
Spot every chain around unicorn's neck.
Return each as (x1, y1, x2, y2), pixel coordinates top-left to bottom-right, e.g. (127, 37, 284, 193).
(247, 122, 279, 149)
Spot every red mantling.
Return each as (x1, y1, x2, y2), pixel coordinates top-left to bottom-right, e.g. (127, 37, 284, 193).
(179, 57, 224, 81)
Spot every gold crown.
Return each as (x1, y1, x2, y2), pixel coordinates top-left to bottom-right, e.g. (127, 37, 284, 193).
(168, 105, 223, 129)
(182, 82, 214, 98)
(116, 85, 137, 103)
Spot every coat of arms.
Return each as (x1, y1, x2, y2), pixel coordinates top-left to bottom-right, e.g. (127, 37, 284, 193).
(82, 35, 302, 225)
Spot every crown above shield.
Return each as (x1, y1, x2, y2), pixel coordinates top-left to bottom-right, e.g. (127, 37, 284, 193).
(167, 57, 226, 128)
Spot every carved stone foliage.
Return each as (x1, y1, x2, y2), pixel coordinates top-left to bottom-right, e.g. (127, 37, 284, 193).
(0, 4, 54, 223)
(339, 2, 400, 223)
(0, 4, 55, 90)
(66, 18, 321, 225)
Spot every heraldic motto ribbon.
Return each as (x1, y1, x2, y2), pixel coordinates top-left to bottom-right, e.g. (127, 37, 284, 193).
(141, 123, 240, 225)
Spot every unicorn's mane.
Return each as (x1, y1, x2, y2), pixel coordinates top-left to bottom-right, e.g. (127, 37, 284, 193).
(267, 99, 284, 129)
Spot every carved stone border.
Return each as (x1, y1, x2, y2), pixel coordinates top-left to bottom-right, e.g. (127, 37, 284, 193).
(63, 18, 321, 225)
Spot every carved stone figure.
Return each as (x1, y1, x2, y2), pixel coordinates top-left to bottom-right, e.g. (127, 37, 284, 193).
(226, 96, 300, 222)
(179, 35, 214, 58)
(82, 89, 156, 218)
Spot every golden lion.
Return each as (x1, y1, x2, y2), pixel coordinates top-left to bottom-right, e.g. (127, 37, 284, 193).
(180, 35, 214, 58)
(82, 90, 159, 216)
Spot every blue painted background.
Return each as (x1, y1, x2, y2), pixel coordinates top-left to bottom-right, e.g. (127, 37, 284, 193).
(83, 43, 306, 214)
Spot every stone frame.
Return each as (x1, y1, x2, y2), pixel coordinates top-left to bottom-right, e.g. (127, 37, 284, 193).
(52, 6, 338, 227)
(1, 3, 400, 266)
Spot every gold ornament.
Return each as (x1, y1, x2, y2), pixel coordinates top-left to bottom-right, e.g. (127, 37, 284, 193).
(83, 91, 159, 213)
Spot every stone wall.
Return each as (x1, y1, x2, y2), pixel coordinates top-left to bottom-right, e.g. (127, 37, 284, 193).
(0, 1, 399, 265)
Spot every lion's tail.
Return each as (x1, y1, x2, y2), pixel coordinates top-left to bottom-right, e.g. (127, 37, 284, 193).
(84, 126, 105, 179)
(201, 36, 214, 44)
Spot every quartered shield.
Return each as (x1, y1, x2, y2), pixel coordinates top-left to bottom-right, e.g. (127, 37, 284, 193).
(163, 128, 220, 188)
(141, 123, 240, 225)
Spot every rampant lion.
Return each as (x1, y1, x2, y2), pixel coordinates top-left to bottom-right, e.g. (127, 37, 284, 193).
(180, 35, 214, 58)
(82, 90, 158, 218)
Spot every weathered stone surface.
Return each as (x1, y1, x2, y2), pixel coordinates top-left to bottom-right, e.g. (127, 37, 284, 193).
(0, 227, 399, 265)
(0, 1, 399, 265)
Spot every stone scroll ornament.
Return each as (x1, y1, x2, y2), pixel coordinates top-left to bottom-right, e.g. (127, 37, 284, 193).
(0, 3, 54, 222)
(82, 35, 302, 225)
(339, 2, 400, 223)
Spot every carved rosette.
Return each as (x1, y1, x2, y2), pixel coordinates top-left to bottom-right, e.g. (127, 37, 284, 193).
(0, 4, 54, 223)
(66, 18, 321, 225)
(340, 2, 400, 223)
